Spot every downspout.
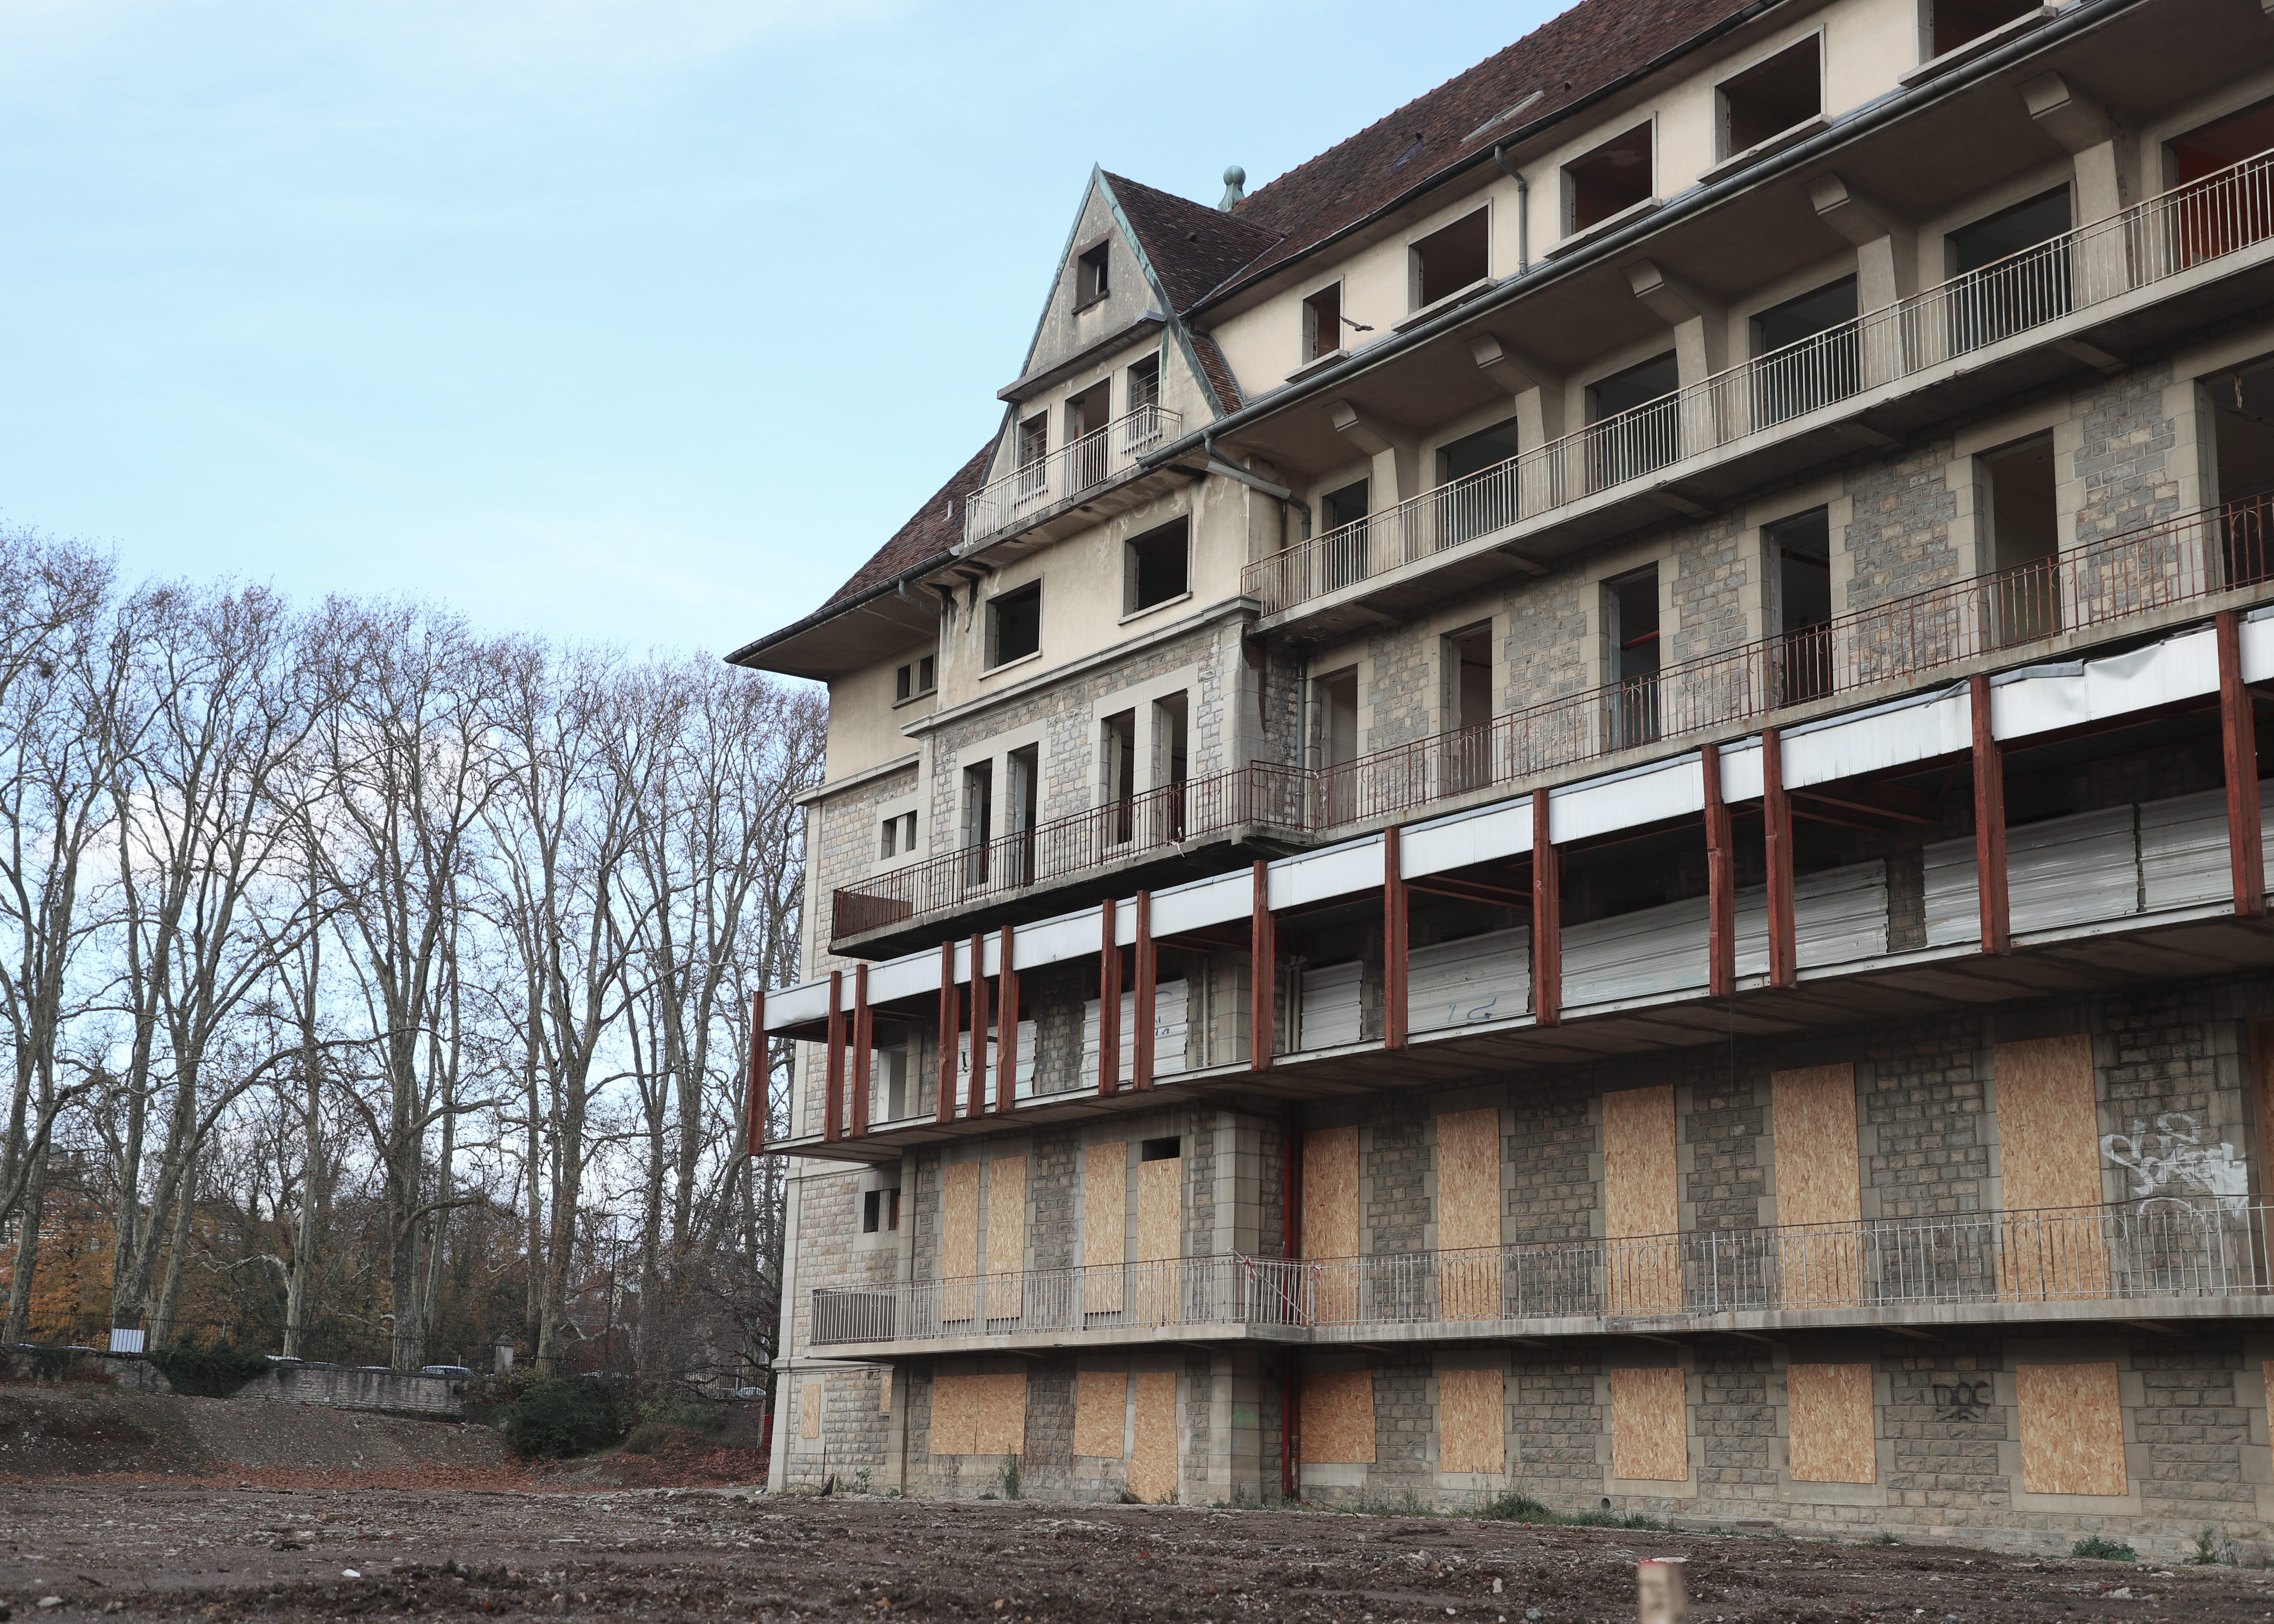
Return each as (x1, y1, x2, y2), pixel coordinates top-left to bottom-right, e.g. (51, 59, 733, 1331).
(1203, 428, 1312, 538)
(895, 581, 940, 619)
(1494, 142, 1528, 274)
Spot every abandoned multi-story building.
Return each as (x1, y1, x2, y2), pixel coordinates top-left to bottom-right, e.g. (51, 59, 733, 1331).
(732, 0, 2274, 1554)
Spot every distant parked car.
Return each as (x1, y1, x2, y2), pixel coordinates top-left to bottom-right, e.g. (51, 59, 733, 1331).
(731, 1387, 766, 1400)
(420, 1365, 474, 1378)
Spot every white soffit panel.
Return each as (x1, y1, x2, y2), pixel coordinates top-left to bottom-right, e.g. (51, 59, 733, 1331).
(1553, 755, 1703, 844)
(765, 982, 830, 1029)
(1781, 686, 1968, 789)
(1273, 838, 1385, 911)
(1718, 738, 1765, 803)
(1011, 907, 1103, 973)
(1148, 868, 1249, 938)
(2245, 607, 2274, 683)
(1991, 628, 2217, 742)
(1403, 798, 1531, 878)
(868, 954, 940, 1007)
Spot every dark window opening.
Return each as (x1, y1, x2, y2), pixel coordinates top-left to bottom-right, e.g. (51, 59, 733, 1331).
(1718, 37, 1821, 157)
(1606, 566, 1661, 748)
(1103, 709, 1137, 844)
(987, 582, 1041, 667)
(1139, 1136, 1182, 1162)
(1065, 379, 1114, 490)
(1126, 353, 1162, 412)
(1565, 123, 1654, 235)
(1316, 665, 1360, 823)
(2173, 100, 2274, 186)
(1766, 508, 1832, 704)
(863, 1188, 902, 1234)
(1322, 478, 1371, 590)
(1930, 0, 2043, 59)
(2169, 102, 2274, 270)
(1443, 624, 1493, 793)
(1155, 691, 1190, 841)
(1000, 745, 1038, 887)
(1983, 433, 2059, 645)
(893, 654, 936, 702)
(1440, 417, 1523, 541)
(1303, 284, 1343, 362)
(879, 810, 917, 859)
(1752, 277, 1860, 424)
(2208, 358, 2274, 584)
(1587, 351, 1681, 488)
(1076, 240, 1110, 308)
(1411, 209, 1490, 310)
(962, 761, 994, 883)
(1126, 517, 1190, 613)
(1948, 188, 2072, 352)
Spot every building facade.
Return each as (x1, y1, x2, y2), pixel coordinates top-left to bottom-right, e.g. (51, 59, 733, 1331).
(734, 0, 2274, 1556)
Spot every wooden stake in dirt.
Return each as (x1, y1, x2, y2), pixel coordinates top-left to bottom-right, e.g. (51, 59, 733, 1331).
(1637, 1558, 1687, 1624)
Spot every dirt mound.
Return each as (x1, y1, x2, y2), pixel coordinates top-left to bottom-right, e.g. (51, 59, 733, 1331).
(535, 1428, 769, 1490)
(0, 1388, 213, 1480)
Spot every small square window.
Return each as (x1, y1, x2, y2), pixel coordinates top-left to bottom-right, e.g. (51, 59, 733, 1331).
(895, 654, 936, 702)
(863, 1188, 902, 1233)
(1564, 122, 1654, 235)
(1076, 241, 1110, 308)
(988, 582, 1042, 667)
(1125, 518, 1190, 614)
(1409, 210, 1490, 310)
(1140, 1136, 1182, 1162)
(1928, 0, 2043, 57)
(1303, 284, 1344, 362)
(880, 811, 916, 859)
(1716, 37, 1821, 158)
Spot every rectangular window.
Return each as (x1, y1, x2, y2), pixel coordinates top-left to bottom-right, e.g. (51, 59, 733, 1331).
(1126, 353, 1162, 412)
(893, 654, 936, 702)
(961, 761, 994, 883)
(1139, 1136, 1182, 1162)
(1125, 517, 1190, 613)
(1752, 277, 1859, 425)
(1948, 188, 2071, 353)
(1303, 283, 1344, 362)
(1315, 667, 1360, 769)
(1605, 566, 1661, 748)
(1065, 379, 1113, 490)
(987, 582, 1041, 667)
(863, 1188, 902, 1233)
(1442, 624, 1493, 794)
(1076, 240, 1110, 307)
(1409, 209, 1490, 310)
(1586, 351, 1681, 489)
(1001, 744, 1039, 887)
(1016, 415, 1049, 502)
(1322, 478, 1370, 591)
(1765, 508, 1832, 704)
(876, 1026, 910, 1120)
(879, 810, 917, 859)
(1928, 0, 2043, 58)
(1439, 417, 1522, 541)
(1717, 37, 1821, 158)
(1102, 709, 1137, 844)
(2207, 357, 2274, 559)
(1982, 433, 2058, 645)
(1565, 122, 1654, 235)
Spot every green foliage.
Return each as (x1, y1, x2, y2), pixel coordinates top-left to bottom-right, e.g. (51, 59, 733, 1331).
(2192, 1526, 2233, 1565)
(1480, 1491, 1556, 1521)
(147, 1334, 272, 1398)
(2071, 1536, 2138, 1562)
(499, 1378, 626, 1459)
(1002, 1454, 1021, 1500)
(1870, 1531, 1901, 1544)
(1472, 1490, 1665, 1530)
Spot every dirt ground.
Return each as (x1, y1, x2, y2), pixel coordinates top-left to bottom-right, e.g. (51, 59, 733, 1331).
(4, 1385, 2274, 1622)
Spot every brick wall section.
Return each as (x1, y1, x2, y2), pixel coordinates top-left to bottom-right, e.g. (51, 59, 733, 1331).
(1030, 1125, 1081, 1271)
(1884, 1339, 2008, 1521)
(1364, 1098, 1430, 1254)
(1862, 1015, 1991, 1219)
(1499, 572, 1590, 713)
(2072, 360, 2181, 545)
(1505, 1081, 1598, 1244)
(1683, 1068, 1766, 1231)
(1511, 1355, 1605, 1503)
(1667, 513, 1750, 665)
(2133, 1340, 2253, 1524)
(1843, 434, 1961, 611)
(1695, 1357, 1776, 1505)
(1185, 1115, 1217, 1260)
(1365, 623, 1436, 750)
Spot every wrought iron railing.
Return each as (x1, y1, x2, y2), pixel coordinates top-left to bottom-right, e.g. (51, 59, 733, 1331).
(809, 1200, 2272, 1345)
(963, 404, 1181, 547)
(1243, 144, 2274, 615)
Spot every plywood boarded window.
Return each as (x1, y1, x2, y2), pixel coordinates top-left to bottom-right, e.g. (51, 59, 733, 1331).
(943, 1160, 980, 1323)
(1083, 1143, 1128, 1314)
(1306, 1124, 1361, 1324)
(880, 1369, 893, 1415)
(1130, 1370, 1179, 1501)
(930, 1371, 1028, 1457)
(1995, 1035, 2108, 1300)
(1438, 1367, 1506, 1475)
(1301, 1368, 1378, 1464)
(1603, 1086, 1680, 1314)
(1074, 1369, 1128, 1458)
(801, 1381, 823, 1440)
(2017, 1363, 2126, 1496)
(985, 1156, 1028, 1320)
(1437, 1109, 1502, 1320)
(1785, 1364, 1875, 1483)
(1609, 1366, 1689, 1482)
(1773, 1065, 1861, 1307)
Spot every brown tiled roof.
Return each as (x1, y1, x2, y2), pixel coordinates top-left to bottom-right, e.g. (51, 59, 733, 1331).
(816, 440, 996, 613)
(1104, 172, 1284, 314)
(1185, 330, 1243, 415)
(1213, 0, 1746, 294)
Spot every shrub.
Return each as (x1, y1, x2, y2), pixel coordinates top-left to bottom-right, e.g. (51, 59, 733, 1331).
(1480, 1491, 1555, 1521)
(2071, 1535, 2138, 1562)
(620, 1422, 708, 1456)
(147, 1335, 272, 1398)
(500, 1378, 626, 1458)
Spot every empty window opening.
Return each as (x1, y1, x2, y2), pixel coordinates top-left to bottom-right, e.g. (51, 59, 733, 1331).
(894, 654, 936, 702)
(875, 1027, 911, 1120)
(1139, 1136, 1182, 1162)
(863, 1188, 902, 1233)
(1017, 414, 1048, 466)
(987, 582, 1041, 667)
(1718, 37, 1821, 157)
(1066, 379, 1114, 489)
(2170, 102, 2274, 268)
(1154, 691, 1190, 841)
(1929, 0, 2044, 59)
(1000, 745, 1039, 886)
(1126, 517, 1190, 613)
(1440, 417, 1523, 541)
(1321, 478, 1371, 591)
(1951, 189, 2072, 276)
(1324, 479, 1369, 531)
(1606, 566, 1661, 747)
(1126, 353, 1162, 413)
(1315, 666, 1360, 771)
(1766, 508, 1832, 704)
(1303, 283, 1344, 362)
(1103, 709, 1137, 844)
(1410, 209, 1490, 310)
(1076, 240, 1110, 307)
(1983, 433, 2059, 645)
(2206, 358, 2274, 582)
(1066, 379, 1112, 443)
(961, 759, 994, 883)
(1754, 277, 1860, 422)
(1948, 189, 2072, 350)
(2173, 100, 2274, 187)
(1587, 351, 1681, 488)
(1443, 624, 1494, 794)
(879, 810, 918, 859)
(1564, 122, 1654, 235)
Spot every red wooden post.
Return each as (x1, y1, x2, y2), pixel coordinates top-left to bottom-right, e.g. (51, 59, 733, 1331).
(1969, 673, 2010, 955)
(849, 964, 871, 1138)
(1251, 860, 1276, 1069)
(934, 942, 957, 1124)
(1762, 728, 1798, 987)
(967, 933, 989, 1119)
(995, 924, 1020, 1114)
(1702, 743, 1735, 999)
(1383, 826, 1409, 1049)
(1531, 790, 1561, 1027)
(1133, 891, 1156, 1091)
(822, 969, 844, 1144)
(1098, 899, 1122, 1097)
(745, 988, 766, 1156)
(2219, 609, 2266, 917)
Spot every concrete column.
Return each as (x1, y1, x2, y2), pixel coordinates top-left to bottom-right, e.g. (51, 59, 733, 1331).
(1809, 174, 1916, 385)
(2023, 73, 2131, 301)
(1627, 258, 1729, 452)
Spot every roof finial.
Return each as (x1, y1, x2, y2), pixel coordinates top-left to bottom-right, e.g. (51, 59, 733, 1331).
(1219, 164, 1246, 210)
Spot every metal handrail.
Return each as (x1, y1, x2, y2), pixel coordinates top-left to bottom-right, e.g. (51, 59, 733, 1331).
(964, 404, 1182, 547)
(808, 1200, 2274, 1345)
(1243, 143, 2274, 614)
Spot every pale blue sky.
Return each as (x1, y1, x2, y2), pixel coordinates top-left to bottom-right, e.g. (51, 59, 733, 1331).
(0, 0, 1558, 659)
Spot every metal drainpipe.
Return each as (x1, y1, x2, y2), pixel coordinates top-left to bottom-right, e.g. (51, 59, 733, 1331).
(1494, 142, 1528, 274)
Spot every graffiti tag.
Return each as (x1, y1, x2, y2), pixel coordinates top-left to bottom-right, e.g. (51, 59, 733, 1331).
(2100, 1113, 2248, 1209)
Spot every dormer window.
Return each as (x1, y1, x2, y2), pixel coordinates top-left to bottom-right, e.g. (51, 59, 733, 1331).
(1717, 36, 1821, 158)
(1303, 284, 1344, 362)
(1076, 240, 1110, 309)
(1409, 210, 1490, 310)
(894, 654, 936, 703)
(1565, 122, 1654, 235)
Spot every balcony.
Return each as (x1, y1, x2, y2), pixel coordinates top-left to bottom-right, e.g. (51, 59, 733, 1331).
(963, 403, 1182, 549)
(1242, 144, 2274, 623)
(809, 1201, 2274, 1356)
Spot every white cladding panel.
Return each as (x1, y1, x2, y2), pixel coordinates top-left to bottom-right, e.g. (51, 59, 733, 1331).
(1780, 687, 1969, 789)
(1563, 894, 1711, 1008)
(2246, 610, 2274, 683)
(1402, 799, 1531, 879)
(1148, 869, 1251, 938)
(1273, 840, 1384, 911)
(1408, 927, 1530, 1033)
(1991, 629, 2220, 742)
(1925, 805, 2141, 946)
(1013, 907, 1106, 972)
(1718, 739, 1764, 803)
(766, 981, 831, 1028)
(868, 953, 941, 1007)
(1081, 979, 1191, 1085)
(1554, 757, 1702, 844)
(2135, 780, 2274, 911)
(956, 1022, 1039, 1107)
(1733, 860, 1889, 975)
(1298, 960, 1366, 1050)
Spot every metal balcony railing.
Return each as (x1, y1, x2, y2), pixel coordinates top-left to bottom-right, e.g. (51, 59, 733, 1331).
(1243, 143, 2274, 616)
(808, 1200, 2274, 1346)
(964, 404, 1181, 547)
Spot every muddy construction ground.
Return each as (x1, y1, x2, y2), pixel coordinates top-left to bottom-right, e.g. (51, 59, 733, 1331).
(4, 1387, 2274, 1622)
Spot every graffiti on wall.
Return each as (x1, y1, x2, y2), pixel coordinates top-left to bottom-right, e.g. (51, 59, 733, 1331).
(2100, 1113, 2248, 1209)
